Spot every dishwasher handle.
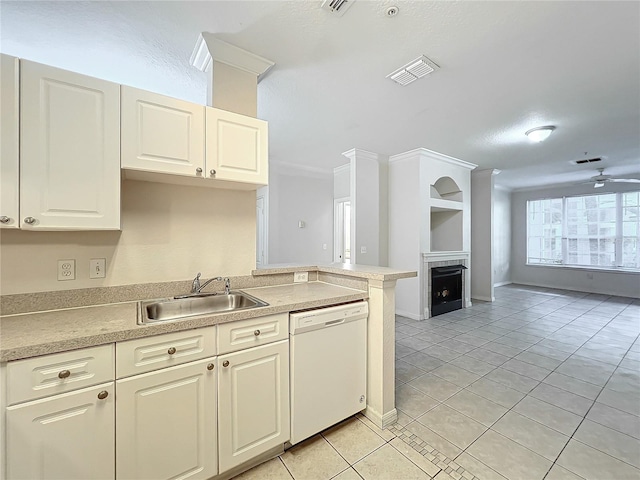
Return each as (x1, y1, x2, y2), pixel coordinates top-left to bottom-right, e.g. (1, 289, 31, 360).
(325, 318, 345, 327)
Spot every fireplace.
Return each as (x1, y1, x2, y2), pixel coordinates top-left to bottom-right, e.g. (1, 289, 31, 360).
(431, 264, 467, 316)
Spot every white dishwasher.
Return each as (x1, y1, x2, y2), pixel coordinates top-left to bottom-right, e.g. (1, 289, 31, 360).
(289, 301, 368, 445)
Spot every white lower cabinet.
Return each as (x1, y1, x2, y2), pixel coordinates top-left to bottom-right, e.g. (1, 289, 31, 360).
(217, 340, 289, 474)
(6, 382, 115, 480)
(116, 357, 217, 480)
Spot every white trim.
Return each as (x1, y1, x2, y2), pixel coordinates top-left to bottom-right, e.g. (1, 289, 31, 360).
(342, 148, 382, 162)
(472, 295, 495, 302)
(333, 164, 350, 175)
(190, 33, 275, 81)
(395, 309, 423, 321)
(494, 281, 513, 287)
(363, 406, 398, 429)
(512, 281, 640, 299)
(389, 147, 477, 170)
(270, 160, 333, 178)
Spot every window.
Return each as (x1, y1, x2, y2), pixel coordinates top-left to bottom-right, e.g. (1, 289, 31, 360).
(527, 191, 640, 270)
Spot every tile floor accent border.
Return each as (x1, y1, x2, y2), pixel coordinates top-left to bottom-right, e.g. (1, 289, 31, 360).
(386, 421, 480, 480)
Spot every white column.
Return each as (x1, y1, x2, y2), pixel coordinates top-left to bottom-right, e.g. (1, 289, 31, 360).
(364, 278, 398, 428)
(471, 169, 500, 302)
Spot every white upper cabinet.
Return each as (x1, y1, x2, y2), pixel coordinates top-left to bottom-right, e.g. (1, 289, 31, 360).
(121, 86, 205, 177)
(206, 107, 268, 186)
(0, 54, 19, 229)
(20, 60, 121, 230)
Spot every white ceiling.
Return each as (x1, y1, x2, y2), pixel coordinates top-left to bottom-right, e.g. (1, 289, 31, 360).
(2, 0, 639, 190)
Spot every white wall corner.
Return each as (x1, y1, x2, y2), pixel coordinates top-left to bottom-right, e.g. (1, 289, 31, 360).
(190, 33, 275, 81)
(333, 164, 350, 175)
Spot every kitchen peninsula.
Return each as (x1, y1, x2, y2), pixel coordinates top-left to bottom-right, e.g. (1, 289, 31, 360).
(1, 263, 415, 480)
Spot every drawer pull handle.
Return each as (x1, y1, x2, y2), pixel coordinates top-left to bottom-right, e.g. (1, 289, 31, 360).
(24, 216, 36, 225)
(223, 360, 230, 367)
(167, 347, 177, 355)
(207, 363, 215, 371)
(254, 329, 261, 336)
(195, 167, 203, 174)
(97, 391, 109, 400)
(58, 370, 71, 379)
(210, 169, 216, 176)
(0, 216, 10, 224)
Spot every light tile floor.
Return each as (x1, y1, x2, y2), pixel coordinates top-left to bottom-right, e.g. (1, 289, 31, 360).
(234, 285, 640, 480)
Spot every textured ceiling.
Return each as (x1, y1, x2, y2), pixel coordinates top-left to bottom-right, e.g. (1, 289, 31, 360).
(1, 0, 639, 190)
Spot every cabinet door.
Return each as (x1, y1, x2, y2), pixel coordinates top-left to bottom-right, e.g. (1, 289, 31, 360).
(218, 339, 289, 473)
(205, 107, 268, 185)
(116, 357, 217, 480)
(6, 382, 115, 480)
(121, 86, 205, 176)
(20, 60, 120, 230)
(0, 54, 19, 229)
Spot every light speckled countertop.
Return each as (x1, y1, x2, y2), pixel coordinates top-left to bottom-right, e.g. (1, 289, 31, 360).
(0, 282, 367, 362)
(253, 263, 417, 281)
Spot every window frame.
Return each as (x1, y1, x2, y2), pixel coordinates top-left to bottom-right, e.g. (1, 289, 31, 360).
(526, 191, 640, 272)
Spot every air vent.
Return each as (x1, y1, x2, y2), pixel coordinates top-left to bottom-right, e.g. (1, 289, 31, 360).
(387, 56, 440, 86)
(574, 157, 602, 165)
(321, 0, 355, 16)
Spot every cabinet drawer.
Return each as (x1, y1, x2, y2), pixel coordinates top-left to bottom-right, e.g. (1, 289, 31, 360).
(7, 344, 114, 405)
(116, 326, 216, 378)
(218, 313, 288, 355)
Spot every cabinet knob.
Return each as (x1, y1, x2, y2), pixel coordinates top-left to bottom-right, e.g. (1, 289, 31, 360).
(167, 347, 177, 355)
(210, 169, 216, 176)
(207, 363, 215, 371)
(58, 370, 71, 379)
(254, 329, 261, 336)
(97, 391, 109, 400)
(223, 360, 230, 367)
(24, 216, 36, 225)
(196, 167, 203, 174)
(0, 216, 10, 224)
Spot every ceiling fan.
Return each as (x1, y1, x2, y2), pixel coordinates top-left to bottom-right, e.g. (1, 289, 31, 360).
(588, 168, 640, 188)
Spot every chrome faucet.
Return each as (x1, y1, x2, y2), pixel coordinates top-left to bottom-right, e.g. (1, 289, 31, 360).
(191, 272, 223, 294)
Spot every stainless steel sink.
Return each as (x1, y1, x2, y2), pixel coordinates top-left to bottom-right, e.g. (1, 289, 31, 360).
(137, 291, 269, 324)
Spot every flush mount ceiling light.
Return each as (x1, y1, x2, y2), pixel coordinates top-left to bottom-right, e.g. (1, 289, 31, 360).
(525, 126, 556, 142)
(387, 55, 439, 86)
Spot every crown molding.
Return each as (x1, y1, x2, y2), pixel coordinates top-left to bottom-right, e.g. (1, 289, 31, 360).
(342, 148, 385, 162)
(190, 33, 275, 81)
(271, 160, 333, 178)
(333, 164, 350, 175)
(472, 168, 501, 177)
(389, 147, 477, 170)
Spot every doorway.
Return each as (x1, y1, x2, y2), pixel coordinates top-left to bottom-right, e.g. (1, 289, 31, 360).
(334, 197, 351, 264)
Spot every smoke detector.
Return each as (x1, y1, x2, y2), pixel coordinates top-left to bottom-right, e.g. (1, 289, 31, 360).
(321, 0, 355, 16)
(387, 56, 440, 86)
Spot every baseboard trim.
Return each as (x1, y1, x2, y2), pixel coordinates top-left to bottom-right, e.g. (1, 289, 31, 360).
(364, 406, 398, 429)
(472, 295, 495, 302)
(494, 281, 512, 287)
(395, 309, 423, 321)
(512, 281, 640, 299)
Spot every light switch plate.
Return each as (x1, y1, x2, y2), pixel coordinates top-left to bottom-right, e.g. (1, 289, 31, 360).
(90, 258, 106, 279)
(294, 271, 309, 283)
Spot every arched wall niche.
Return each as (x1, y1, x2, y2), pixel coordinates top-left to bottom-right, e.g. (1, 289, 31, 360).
(430, 176, 463, 202)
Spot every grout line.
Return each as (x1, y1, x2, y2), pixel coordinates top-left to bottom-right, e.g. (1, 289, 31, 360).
(396, 286, 639, 480)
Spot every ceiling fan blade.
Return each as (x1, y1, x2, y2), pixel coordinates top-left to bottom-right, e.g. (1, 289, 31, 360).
(608, 178, 640, 183)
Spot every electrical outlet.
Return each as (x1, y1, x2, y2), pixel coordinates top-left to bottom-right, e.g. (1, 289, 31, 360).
(360, 246, 367, 254)
(294, 271, 309, 283)
(90, 258, 106, 279)
(57, 259, 75, 281)
(323, 243, 327, 250)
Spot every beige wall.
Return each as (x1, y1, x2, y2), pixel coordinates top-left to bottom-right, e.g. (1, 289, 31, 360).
(0, 180, 256, 295)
